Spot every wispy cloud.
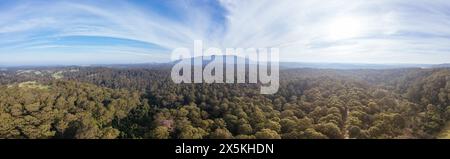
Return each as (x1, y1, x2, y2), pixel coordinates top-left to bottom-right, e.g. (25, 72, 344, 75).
(219, 0, 450, 64)
(0, 0, 449, 65)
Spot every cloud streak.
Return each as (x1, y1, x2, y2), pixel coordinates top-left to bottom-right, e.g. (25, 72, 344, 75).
(219, 0, 450, 64)
(0, 0, 449, 65)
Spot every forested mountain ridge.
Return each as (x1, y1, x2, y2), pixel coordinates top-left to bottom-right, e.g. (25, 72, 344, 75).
(0, 80, 142, 138)
(0, 66, 449, 139)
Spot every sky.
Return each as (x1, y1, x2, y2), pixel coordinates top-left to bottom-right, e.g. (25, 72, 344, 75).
(0, 0, 450, 66)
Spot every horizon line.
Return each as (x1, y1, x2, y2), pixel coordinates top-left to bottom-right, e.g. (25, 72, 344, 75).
(0, 60, 447, 68)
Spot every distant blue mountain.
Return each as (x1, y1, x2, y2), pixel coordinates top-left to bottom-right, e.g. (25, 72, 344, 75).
(431, 63, 450, 68)
(85, 59, 450, 70)
(279, 62, 435, 70)
(1, 55, 448, 70)
(169, 56, 450, 70)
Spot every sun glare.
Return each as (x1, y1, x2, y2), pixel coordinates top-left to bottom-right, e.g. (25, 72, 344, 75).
(327, 16, 364, 40)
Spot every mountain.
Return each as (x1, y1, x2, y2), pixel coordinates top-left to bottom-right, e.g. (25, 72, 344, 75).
(279, 62, 434, 70)
(3, 55, 447, 70)
(432, 63, 450, 68)
(175, 56, 440, 70)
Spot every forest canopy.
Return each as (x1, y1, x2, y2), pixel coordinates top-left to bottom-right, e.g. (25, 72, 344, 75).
(0, 66, 449, 139)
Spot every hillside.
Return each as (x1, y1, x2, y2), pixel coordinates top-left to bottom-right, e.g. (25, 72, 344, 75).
(0, 66, 448, 139)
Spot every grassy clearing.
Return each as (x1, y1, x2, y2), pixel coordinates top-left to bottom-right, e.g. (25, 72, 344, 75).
(52, 71, 64, 79)
(18, 81, 50, 90)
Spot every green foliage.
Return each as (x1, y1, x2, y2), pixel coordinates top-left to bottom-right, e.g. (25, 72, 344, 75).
(255, 129, 281, 139)
(1, 67, 449, 139)
(149, 126, 170, 139)
(210, 128, 233, 139)
(0, 81, 141, 139)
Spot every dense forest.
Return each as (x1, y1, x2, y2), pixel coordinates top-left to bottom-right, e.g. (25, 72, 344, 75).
(0, 65, 449, 139)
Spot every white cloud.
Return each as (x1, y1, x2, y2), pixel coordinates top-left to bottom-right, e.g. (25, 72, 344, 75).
(218, 0, 450, 64)
(0, 0, 450, 64)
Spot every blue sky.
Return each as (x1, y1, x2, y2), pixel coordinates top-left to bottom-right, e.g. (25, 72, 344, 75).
(0, 0, 450, 65)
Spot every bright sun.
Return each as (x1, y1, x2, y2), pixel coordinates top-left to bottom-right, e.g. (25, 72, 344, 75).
(327, 16, 364, 40)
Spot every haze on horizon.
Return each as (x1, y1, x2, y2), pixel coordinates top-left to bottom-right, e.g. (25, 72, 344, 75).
(0, 0, 450, 66)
